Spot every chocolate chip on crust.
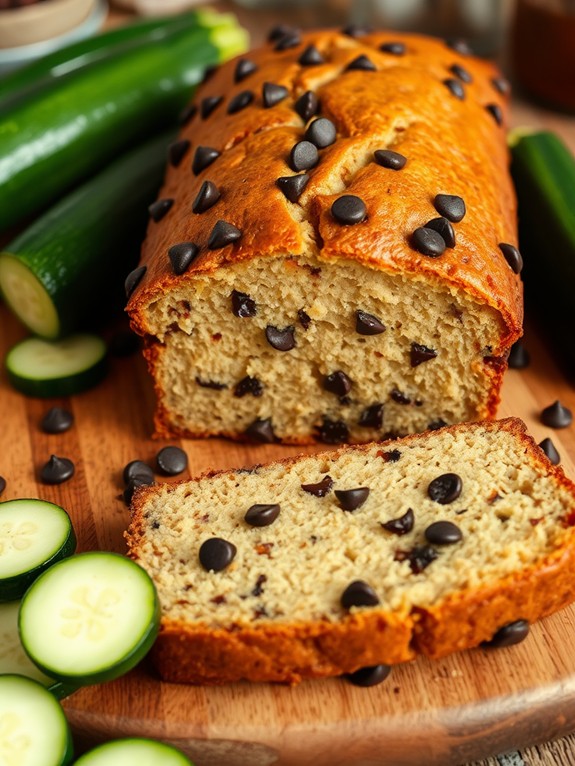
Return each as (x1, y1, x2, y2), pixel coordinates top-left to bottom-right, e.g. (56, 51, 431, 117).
(192, 181, 221, 214)
(486, 103, 503, 126)
(305, 117, 336, 148)
(374, 149, 407, 170)
(276, 174, 309, 202)
(345, 54, 377, 72)
(227, 90, 254, 114)
(178, 104, 197, 126)
(169, 139, 191, 167)
(380, 41, 406, 55)
(168, 242, 199, 275)
(434, 194, 466, 222)
(299, 44, 324, 66)
(200, 95, 223, 119)
(289, 141, 319, 172)
(443, 78, 465, 99)
(332, 195, 367, 225)
(294, 90, 320, 122)
(425, 217, 456, 248)
(208, 220, 242, 250)
(263, 82, 289, 108)
(449, 63, 473, 83)
(235, 58, 258, 83)
(192, 146, 220, 175)
(124, 266, 146, 298)
(499, 243, 523, 274)
(411, 227, 446, 257)
(274, 31, 301, 51)
(148, 198, 173, 222)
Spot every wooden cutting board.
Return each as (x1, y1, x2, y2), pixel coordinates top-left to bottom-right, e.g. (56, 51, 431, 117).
(2, 303, 575, 766)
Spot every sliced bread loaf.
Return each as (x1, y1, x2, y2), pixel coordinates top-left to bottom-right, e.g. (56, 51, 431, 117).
(125, 419, 575, 684)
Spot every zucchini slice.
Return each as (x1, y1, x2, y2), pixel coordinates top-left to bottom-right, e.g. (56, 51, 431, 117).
(0, 499, 76, 602)
(0, 675, 73, 766)
(5, 334, 107, 398)
(74, 738, 193, 765)
(19, 552, 160, 685)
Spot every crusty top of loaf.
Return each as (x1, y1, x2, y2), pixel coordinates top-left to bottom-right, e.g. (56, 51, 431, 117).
(128, 29, 522, 340)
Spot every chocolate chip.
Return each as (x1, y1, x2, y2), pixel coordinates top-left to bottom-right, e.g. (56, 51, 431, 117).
(245, 417, 276, 443)
(199, 537, 237, 572)
(380, 41, 406, 55)
(345, 54, 377, 72)
(331, 195, 367, 225)
(390, 389, 410, 405)
(0, 477, 5, 496)
(443, 78, 465, 99)
(263, 82, 289, 108)
(358, 403, 384, 429)
(425, 520, 463, 545)
(298, 308, 311, 329)
(341, 580, 380, 609)
(276, 174, 309, 203)
(245, 504, 281, 527)
(316, 417, 349, 444)
(486, 103, 503, 126)
(148, 198, 173, 222)
(539, 437, 560, 465)
(541, 400, 573, 429)
(123, 460, 154, 484)
(342, 24, 372, 37)
(356, 310, 385, 335)
(169, 139, 190, 168)
(305, 117, 336, 149)
(252, 574, 267, 597)
(449, 63, 473, 83)
(41, 407, 73, 434)
(428, 473, 463, 504)
(208, 220, 242, 250)
(168, 242, 199, 275)
(508, 340, 530, 369)
(201, 65, 217, 84)
(381, 508, 414, 536)
(425, 217, 455, 248)
(402, 545, 438, 574)
(274, 31, 301, 51)
(323, 370, 352, 397)
(234, 376, 263, 398)
(481, 620, 530, 649)
(228, 90, 254, 114)
(123, 476, 152, 505)
(156, 446, 188, 476)
(268, 24, 298, 42)
(200, 95, 223, 120)
(445, 38, 472, 55)
(346, 664, 391, 687)
(125, 266, 146, 298)
(294, 91, 320, 123)
(335, 487, 370, 511)
(108, 329, 140, 357)
(301, 475, 334, 497)
(374, 149, 407, 170)
(289, 141, 319, 172)
(410, 342, 438, 367)
(265, 325, 295, 351)
(40, 455, 74, 485)
(235, 58, 258, 83)
(196, 377, 227, 390)
(499, 243, 523, 274)
(231, 290, 256, 317)
(192, 146, 220, 176)
(491, 76, 510, 95)
(192, 181, 221, 214)
(299, 44, 324, 66)
(411, 227, 446, 257)
(178, 104, 197, 126)
(381, 449, 401, 462)
(434, 193, 466, 222)
(428, 419, 448, 431)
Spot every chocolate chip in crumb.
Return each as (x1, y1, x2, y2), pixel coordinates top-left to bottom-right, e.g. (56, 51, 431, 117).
(192, 181, 221, 214)
(298, 308, 311, 329)
(323, 370, 352, 397)
(425, 520, 463, 545)
(341, 580, 380, 609)
(539, 437, 561, 465)
(276, 174, 309, 203)
(428, 419, 448, 430)
(235, 58, 258, 83)
(345, 54, 377, 72)
(234, 376, 263, 398)
(356, 310, 385, 335)
(294, 90, 320, 122)
(358, 403, 384, 429)
(192, 146, 220, 175)
(380, 41, 406, 55)
(316, 417, 349, 444)
(411, 227, 446, 257)
(178, 103, 197, 126)
(208, 220, 242, 250)
(168, 242, 199, 275)
(381, 508, 414, 536)
(374, 149, 407, 170)
(148, 198, 173, 222)
(231, 290, 256, 317)
(402, 545, 439, 574)
(252, 574, 267, 596)
(0, 476, 5, 496)
(335, 487, 370, 511)
(305, 117, 336, 148)
(425, 217, 456, 248)
(410, 342, 437, 367)
(434, 193, 466, 222)
(301, 475, 334, 497)
(263, 82, 289, 108)
(391, 389, 411, 405)
(227, 90, 254, 114)
(499, 243, 523, 274)
(481, 620, 529, 649)
(541, 400, 573, 429)
(196, 377, 227, 390)
(123, 460, 154, 485)
(332, 195, 367, 225)
(156, 446, 188, 476)
(443, 78, 465, 99)
(41, 407, 73, 434)
(199, 537, 237, 572)
(508, 340, 530, 369)
(40, 455, 74, 485)
(449, 63, 473, 83)
(486, 103, 503, 126)
(346, 664, 391, 687)
(380, 448, 401, 463)
(245, 418, 277, 443)
(124, 266, 146, 298)
(245, 504, 281, 527)
(428, 473, 463, 504)
(265, 325, 296, 351)
(299, 44, 324, 66)
(289, 141, 319, 172)
(200, 95, 223, 119)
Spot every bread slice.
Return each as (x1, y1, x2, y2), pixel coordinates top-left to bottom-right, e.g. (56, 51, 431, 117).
(126, 419, 575, 684)
(126, 29, 523, 444)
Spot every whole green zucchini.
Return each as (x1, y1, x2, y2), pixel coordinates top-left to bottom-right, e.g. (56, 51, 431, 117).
(0, 21, 247, 231)
(0, 132, 172, 339)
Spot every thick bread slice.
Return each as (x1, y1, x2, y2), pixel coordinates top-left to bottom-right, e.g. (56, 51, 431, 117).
(126, 30, 523, 444)
(126, 419, 575, 684)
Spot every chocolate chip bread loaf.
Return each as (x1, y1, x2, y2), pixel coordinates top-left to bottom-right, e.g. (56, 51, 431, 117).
(126, 419, 575, 684)
(126, 27, 523, 444)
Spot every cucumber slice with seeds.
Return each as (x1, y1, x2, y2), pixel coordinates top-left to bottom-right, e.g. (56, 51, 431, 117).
(19, 552, 160, 685)
(0, 499, 76, 602)
(0, 675, 73, 766)
(74, 738, 194, 765)
(5, 334, 107, 398)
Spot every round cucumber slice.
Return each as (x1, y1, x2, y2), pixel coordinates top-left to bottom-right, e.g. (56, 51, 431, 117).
(0, 499, 76, 602)
(0, 675, 73, 766)
(19, 552, 160, 685)
(0, 254, 60, 339)
(5, 334, 107, 398)
(74, 738, 194, 765)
